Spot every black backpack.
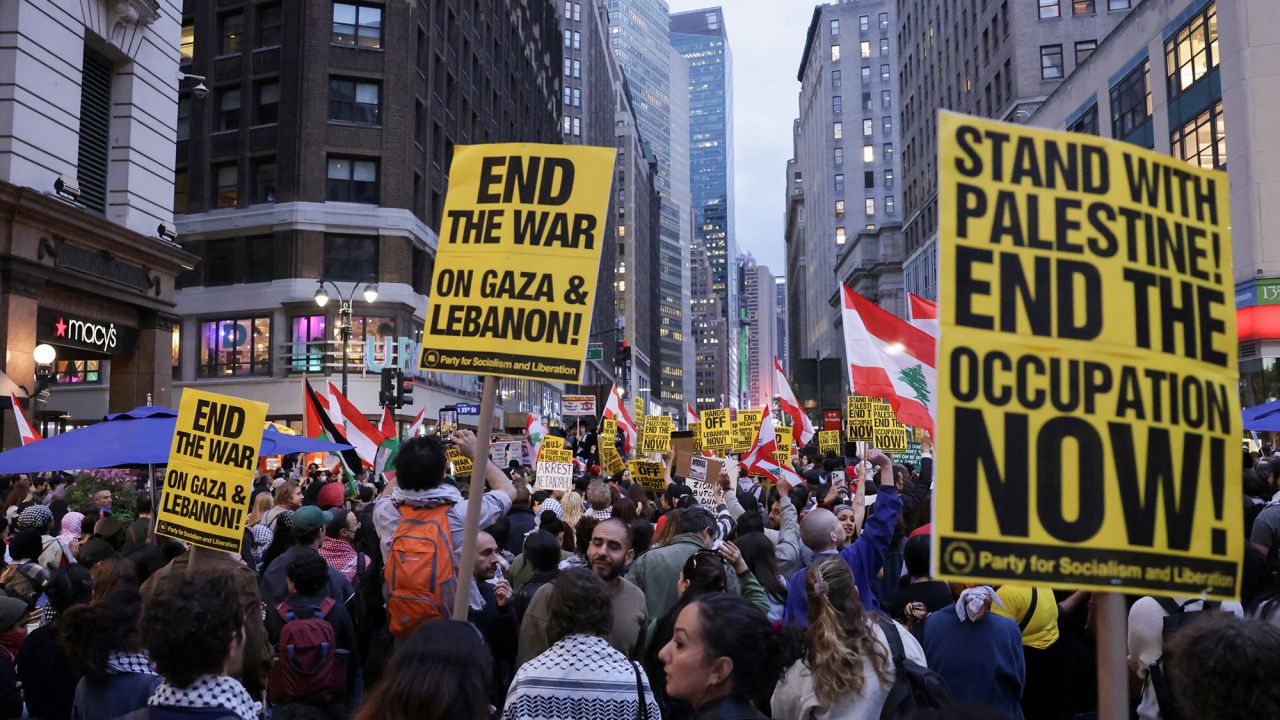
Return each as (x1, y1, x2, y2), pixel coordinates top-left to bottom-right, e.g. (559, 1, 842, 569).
(876, 616, 956, 719)
(1147, 597, 1221, 720)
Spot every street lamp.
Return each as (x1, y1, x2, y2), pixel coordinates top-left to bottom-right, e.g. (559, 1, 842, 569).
(313, 275, 379, 395)
(28, 344, 58, 419)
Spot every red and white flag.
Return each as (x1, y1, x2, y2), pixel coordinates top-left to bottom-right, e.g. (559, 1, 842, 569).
(378, 405, 396, 440)
(685, 404, 700, 427)
(327, 381, 387, 465)
(8, 393, 40, 445)
(525, 413, 548, 461)
(404, 406, 428, 438)
(841, 285, 936, 432)
(773, 357, 814, 446)
(907, 293, 938, 339)
(601, 384, 638, 455)
(741, 408, 802, 492)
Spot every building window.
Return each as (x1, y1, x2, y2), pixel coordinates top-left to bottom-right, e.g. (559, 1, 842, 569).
(880, 38, 890, 57)
(326, 157, 378, 203)
(329, 78, 380, 124)
(863, 145, 874, 162)
(862, 92, 872, 111)
(177, 96, 191, 141)
(884, 143, 893, 161)
(253, 158, 277, 203)
(1067, 104, 1099, 135)
(881, 64, 890, 82)
(1171, 101, 1226, 169)
(199, 317, 271, 377)
(290, 316, 327, 373)
(258, 4, 282, 47)
(324, 235, 379, 282)
(834, 173, 845, 191)
(1075, 40, 1097, 66)
(833, 96, 842, 113)
(574, 31, 581, 49)
(864, 170, 874, 188)
(332, 3, 382, 48)
(55, 359, 102, 384)
(214, 164, 237, 208)
(836, 227, 847, 245)
(831, 44, 841, 62)
(865, 198, 876, 215)
(1041, 44, 1064, 79)
(886, 196, 896, 215)
(834, 147, 844, 165)
(863, 118, 873, 136)
(879, 12, 889, 30)
(881, 90, 891, 108)
(180, 22, 194, 64)
(833, 121, 843, 140)
(1073, 0, 1095, 14)
(563, 116, 571, 135)
(76, 47, 112, 213)
(216, 88, 240, 131)
(859, 15, 869, 31)
(573, 60, 581, 78)
(860, 41, 871, 58)
(832, 70, 842, 88)
(882, 115, 892, 135)
(173, 170, 188, 213)
(1108, 0, 1131, 9)
(1039, 0, 1060, 19)
(835, 200, 845, 216)
(255, 82, 279, 125)
(219, 13, 243, 54)
(1165, 3, 1218, 96)
(830, 19, 839, 36)
(884, 169, 894, 187)
(564, 29, 572, 47)
(572, 88, 581, 107)
(1110, 59, 1152, 138)
(861, 66, 871, 83)
(564, 58, 571, 76)
(572, 116, 581, 136)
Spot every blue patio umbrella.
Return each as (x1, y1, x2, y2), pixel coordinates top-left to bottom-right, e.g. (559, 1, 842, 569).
(0, 405, 351, 474)
(1244, 399, 1280, 433)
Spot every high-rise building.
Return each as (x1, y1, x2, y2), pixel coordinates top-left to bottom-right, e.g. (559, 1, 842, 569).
(671, 7, 738, 405)
(690, 239, 728, 408)
(1029, 0, 1280, 406)
(898, 0, 1131, 301)
(0, 0, 195, 448)
(606, 0, 693, 413)
(775, 276, 789, 374)
(741, 261, 777, 409)
(172, 0, 563, 424)
(786, 0, 905, 365)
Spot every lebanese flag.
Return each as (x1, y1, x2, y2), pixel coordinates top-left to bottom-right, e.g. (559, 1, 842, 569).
(8, 393, 40, 445)
(773, 357, 814, 446)
(302, 378, 362, 473)
(601, 384, 638, 455)
(327, 381, 386, 466)
(686, 404, 700, 427)
(526, 413, 548, 461)
(908, 293, 939, 339)
(741, 408, 802, 492)
(841, 285, 936, 432)
(404, 406, 428, 438)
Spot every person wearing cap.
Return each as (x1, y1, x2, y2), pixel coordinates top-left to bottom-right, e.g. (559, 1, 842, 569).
(316, 480, 346, 510)
(259, 505, 356, 612)
(0, 596, 27, 717)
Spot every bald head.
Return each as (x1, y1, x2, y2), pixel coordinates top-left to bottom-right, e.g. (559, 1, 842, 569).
(800, 508, 842, 552)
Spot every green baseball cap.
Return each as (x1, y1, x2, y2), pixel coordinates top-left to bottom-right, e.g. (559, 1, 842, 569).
(291, 505, 333, 535)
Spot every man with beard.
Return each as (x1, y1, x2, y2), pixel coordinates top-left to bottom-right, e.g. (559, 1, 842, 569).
(516, 517, 647, 666)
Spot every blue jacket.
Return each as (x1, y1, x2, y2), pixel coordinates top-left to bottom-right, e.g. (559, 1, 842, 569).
(782, 484, 902, 626)
(923, 605, 1026, 720)
(73, 672, 161, 720)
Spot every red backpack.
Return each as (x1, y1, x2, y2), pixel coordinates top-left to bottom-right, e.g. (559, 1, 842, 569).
(385, 503, 457, 637)
(266, 598, 348, 702)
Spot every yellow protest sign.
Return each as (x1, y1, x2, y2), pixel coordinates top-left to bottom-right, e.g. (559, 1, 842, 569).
(418, 143, 617, 383)
(818, 430, 842, 455)
(447, 447, 474, 476)
(601, 417, 617, 442)
(640, 414, 673, 455)
(601, 444, 625, 476)
(733, 409, 763, 454)
(775, 426, 793, 466)
(158, 389, 267, 552)
(629, 460, 666, 492)
(701, 409, 732, 451)
(541, 436, 565, 451)
(690, 421, 703, 453)
(933, 111, 1241, 599)
(634, 397, 645, 429)
(846, 396, 878, 441)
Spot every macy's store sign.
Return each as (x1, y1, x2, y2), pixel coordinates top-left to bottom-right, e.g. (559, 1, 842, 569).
(36, 307, 138, 356)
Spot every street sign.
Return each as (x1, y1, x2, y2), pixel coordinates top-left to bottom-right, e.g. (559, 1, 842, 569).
(456, 403, 480, 416)
(585, 345, 604, 361)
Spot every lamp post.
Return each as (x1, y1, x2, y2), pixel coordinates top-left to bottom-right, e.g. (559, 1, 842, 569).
(314, 275, 379, 396)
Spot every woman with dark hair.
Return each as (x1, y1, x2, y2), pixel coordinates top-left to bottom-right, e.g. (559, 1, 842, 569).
(512, 530, 561, 620)
(258, 509, 296, 577)
(659, 592, 783, 719)
(504, 568, 659, 720)
(735, 531, 788, 622)
(771, 556, 926, 719)
(16, 564, 92, 720)
(355, 619, 493, 720)
(59, 589, 159, 719)
(626, 483, 652, 521)
(90, 555, 139, 602)
(644, 549, 730, 720)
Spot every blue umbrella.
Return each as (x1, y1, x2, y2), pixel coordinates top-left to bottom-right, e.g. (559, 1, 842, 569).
(1244, 399, 1280, 433)
(0, 406, 351, 474)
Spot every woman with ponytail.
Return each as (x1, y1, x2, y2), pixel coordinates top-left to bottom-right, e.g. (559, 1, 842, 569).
(771, 556, 927, 719)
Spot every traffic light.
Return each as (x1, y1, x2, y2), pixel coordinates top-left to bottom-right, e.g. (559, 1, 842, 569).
(379, 368, 397, 408)
(396, 370, 415, 408)
(616, 340, 632, 390)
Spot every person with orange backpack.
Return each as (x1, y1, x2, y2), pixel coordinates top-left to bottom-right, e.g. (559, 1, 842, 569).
(372, 430, 517, 640)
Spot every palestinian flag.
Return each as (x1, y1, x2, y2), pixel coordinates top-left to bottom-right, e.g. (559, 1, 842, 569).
(303, 378, 362, 474)
(326, 381, 386, 466)
(374, 405, 399, 481)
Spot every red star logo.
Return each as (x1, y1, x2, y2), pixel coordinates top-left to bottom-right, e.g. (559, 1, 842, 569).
(53, 317, 66, 337)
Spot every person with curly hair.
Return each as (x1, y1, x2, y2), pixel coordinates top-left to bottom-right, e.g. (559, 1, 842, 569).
(138, 571, 261, 720)
(772, 556, 925, 719)
(1165, 612, 1280, 720)
(59, 589, 159, 720)
(16, 564, 92, 720)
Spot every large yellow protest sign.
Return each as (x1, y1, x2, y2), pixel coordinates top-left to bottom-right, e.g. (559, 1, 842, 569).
(775, 426, 793, 466)
(419, 144, 616, 383)
(846, 396, 877, 441)
(818, 430, 842, 455)
(159, 389, 267, 552)
(629, 460, 666, 492)
(640, 415, 673, 455)
(732, 409, 764, 454)
(690, 421, 703, 452)
(701, 409, 732, 451)
(932, 112, 1241, 599)
(447, 447, 474, 477)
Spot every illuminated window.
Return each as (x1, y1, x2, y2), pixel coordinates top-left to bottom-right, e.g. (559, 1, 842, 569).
(1164, 3, 1218, 96)
(831, 44, 841, 62)
(1171, 101, 1226, 169)
(836, 227, 847, 245)
(199, 317, 271, 377)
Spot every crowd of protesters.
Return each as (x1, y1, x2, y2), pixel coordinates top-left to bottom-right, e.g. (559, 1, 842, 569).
(0, 425, 1276, 719)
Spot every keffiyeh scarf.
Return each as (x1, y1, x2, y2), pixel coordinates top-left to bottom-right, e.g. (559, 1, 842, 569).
(318, 536, 359, 581)
(148, 674, 262, 720)
(107, 651, 157, 675)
